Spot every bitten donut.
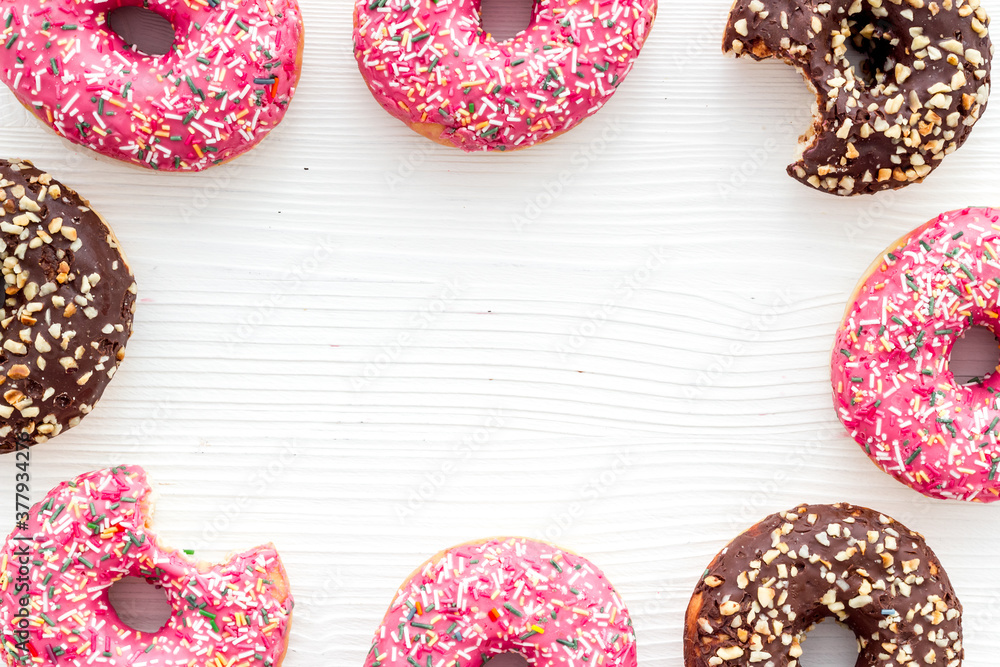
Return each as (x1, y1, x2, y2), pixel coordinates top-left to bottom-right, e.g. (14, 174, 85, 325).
(685, 503, 962, 667)
(833, 207, 1000, 502)
(723, 0, 992, 196)
(365, 537, 636, 667)
(353, 0, 656, 152)
(0, 466, 294, 667)
(0, 159, 135, 453)
(0, 0, 304, 171)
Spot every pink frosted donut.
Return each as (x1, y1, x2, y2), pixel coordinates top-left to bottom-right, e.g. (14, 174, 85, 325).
(833, 207, 1000, 502)
(353, 0, 657, 152)
(0, 0, 304, 171)
(0, 466, 294, 667)
(365, 537, 636, 667)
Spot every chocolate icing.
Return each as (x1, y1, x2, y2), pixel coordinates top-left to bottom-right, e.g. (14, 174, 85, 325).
(685, 503, 962, 666)
(0, 160, 136, 453)
(723, 0, 992, 196)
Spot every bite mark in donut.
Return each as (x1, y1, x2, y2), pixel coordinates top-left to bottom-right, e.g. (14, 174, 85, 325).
(833, 207, 1000, 502)
(0, 466, 294, 667)
(365, 537, 636, 667)
(0, 0, 305, 171)
(723, 0, 992, 196)
(0, 159, 136, 453)
(684, 503, 962, 667)
(354, 0, 657, 152)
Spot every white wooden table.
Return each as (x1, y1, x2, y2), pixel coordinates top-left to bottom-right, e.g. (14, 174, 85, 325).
(2, 1, 1000, 665)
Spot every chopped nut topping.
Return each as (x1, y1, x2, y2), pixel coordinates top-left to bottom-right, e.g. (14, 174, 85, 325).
(0, 160, 135, 453)
(724, 0, 992, 195)
(687, 505, 961, 667)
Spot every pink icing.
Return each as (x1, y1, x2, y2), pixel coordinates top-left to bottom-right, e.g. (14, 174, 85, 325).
(0, 0, 303, 171)
(353, 0, 656, 152)
(0, 466, 293, 667)
(833, 207, 1000, 503)
(365, 537, 636, 667)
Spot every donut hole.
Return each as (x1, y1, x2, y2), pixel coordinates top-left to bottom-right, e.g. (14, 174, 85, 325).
(844, 12, 896, 89)
(949, 326, 1000, 385)
(798, 618, 861, 666)
(479, 0, 535, 42)
(483, 653, 529, 667)
(108, 576, 172, 633)
(108, 7, 175, 57)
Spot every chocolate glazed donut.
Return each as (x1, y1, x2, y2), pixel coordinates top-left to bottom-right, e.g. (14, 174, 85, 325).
(0, 160, 136, 452)
(684, 504, 962, 667)
(723, 0, 992, 196)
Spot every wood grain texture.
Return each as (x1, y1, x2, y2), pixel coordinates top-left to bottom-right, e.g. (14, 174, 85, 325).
(2, 1, 1000, 666)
